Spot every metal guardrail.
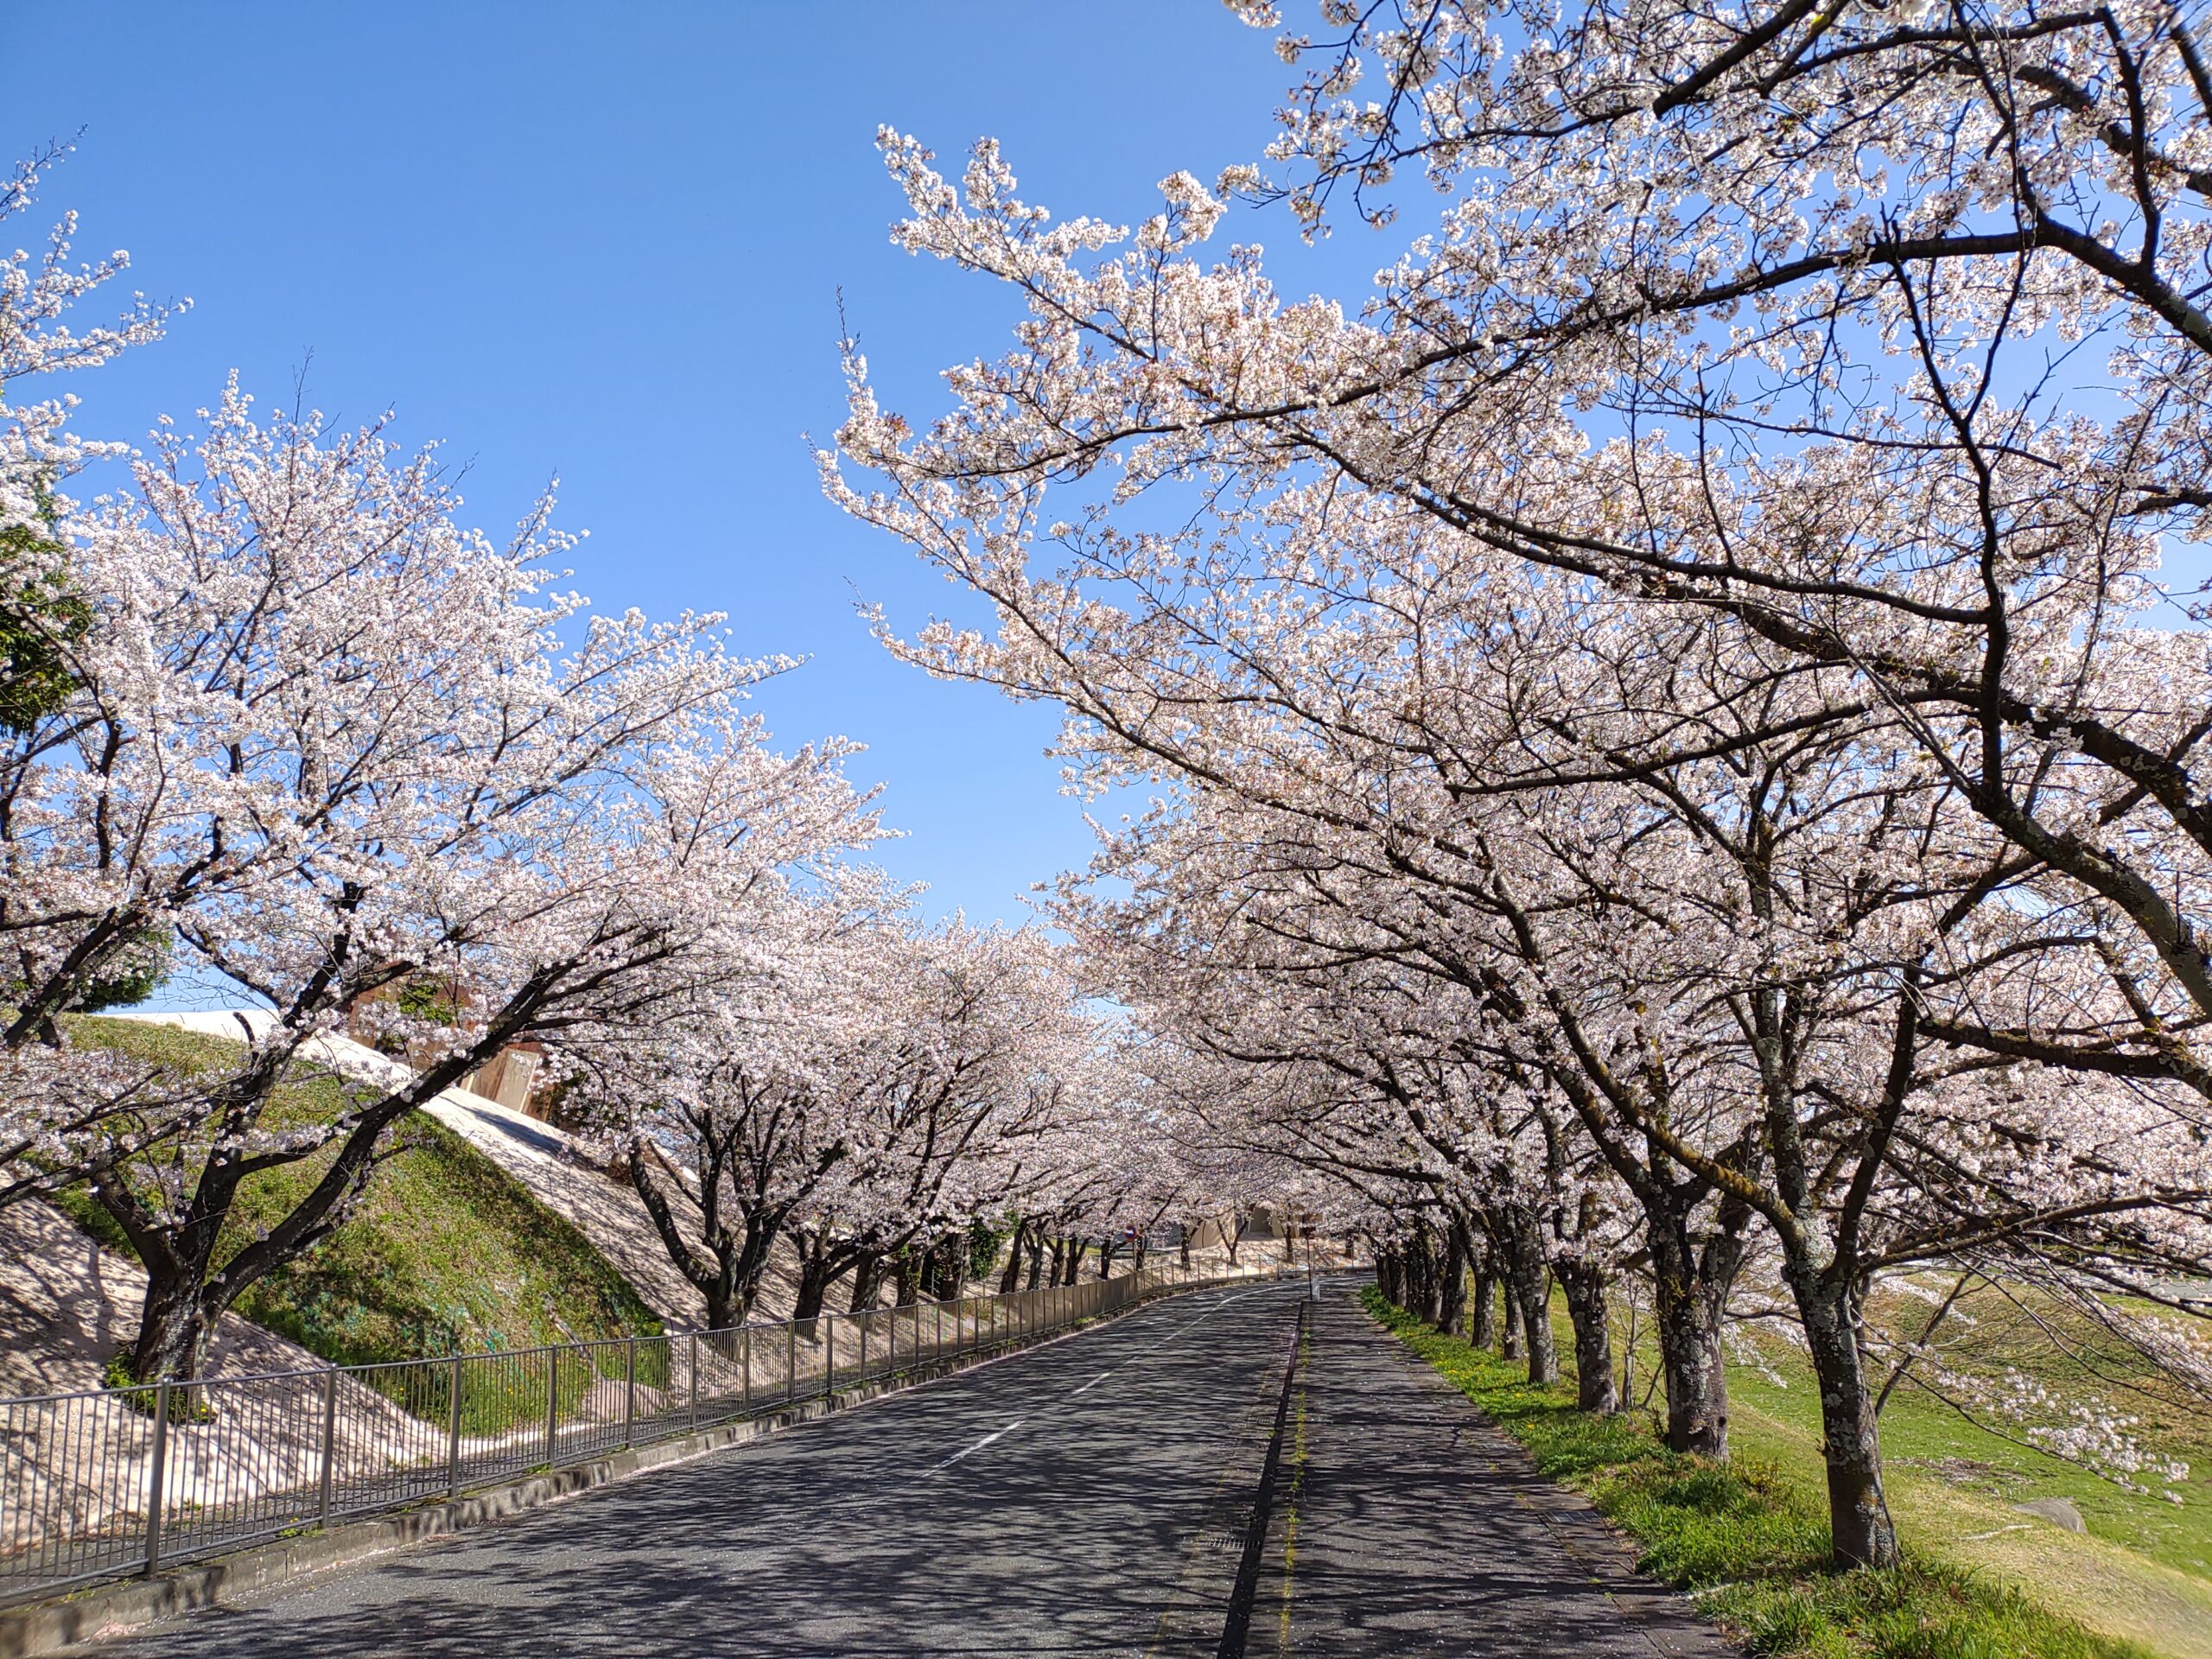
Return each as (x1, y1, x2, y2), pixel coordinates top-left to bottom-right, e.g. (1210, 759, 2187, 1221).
(0, 1262, 1285, 1605)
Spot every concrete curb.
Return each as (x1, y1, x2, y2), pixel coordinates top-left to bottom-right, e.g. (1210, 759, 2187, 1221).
(0, 1303, 1181, 1659)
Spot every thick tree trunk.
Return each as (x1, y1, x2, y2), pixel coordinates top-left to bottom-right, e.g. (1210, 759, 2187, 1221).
(792, 1242, 844, 1323)
(1500, 1275, 1523, 1359)
(1179, 1227, 1192, 1269)
(1503, 1232, 1557, 1384)
(1096, 1240, 1121, 1280)
(999, 1225, 1028, 1294)
(1555, 1261, 1619, 1413)
(1471, 1268, 1499, 1349)
(847, 1251, 884, 1313)
(1439, 1222, 1471, 1338)
(703, 1281, 747, 1332)
(1791, 1269, 1899, 1568)
(934, 1236, 969, 1300)
(1649, 1230, 1731, 1458)
(125, 1263, 218, 1385)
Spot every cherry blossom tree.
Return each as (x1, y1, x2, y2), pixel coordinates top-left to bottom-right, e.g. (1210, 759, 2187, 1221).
(1, 143, 185, 1202)
(823, 0, 2212, 1570)
(4, 386, 878, 1382)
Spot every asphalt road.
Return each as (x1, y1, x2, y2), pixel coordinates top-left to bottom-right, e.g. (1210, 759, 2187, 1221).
(90, 1280, 1312, 1659)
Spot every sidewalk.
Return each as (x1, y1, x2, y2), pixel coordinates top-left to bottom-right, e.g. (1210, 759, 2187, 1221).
(1266, 1287, 1735, 1657)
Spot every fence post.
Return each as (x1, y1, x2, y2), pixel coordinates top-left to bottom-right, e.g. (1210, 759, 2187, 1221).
(143, 1380, 169, 1576)
(543, 1350, 560, 1468)
(740, 1326, 752, 1416)
(823, 1313, 837, 1399)
(689, 1332, 700, 1433)
(785, 1322, 797, 1406)
(317, 1367, 338, 1527)
(623, 1339, 637, 1450)
(447, 1352, 464, 1497)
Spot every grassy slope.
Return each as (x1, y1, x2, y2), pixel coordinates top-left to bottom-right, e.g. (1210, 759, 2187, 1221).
(1715, 1301, 2212, 1659)
(53, 1017, 662, 1389)
(1368, 1287, 2196, 1659)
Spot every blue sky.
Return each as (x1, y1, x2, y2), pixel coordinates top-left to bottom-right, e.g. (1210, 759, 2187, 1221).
(8, 3, 1369, 931)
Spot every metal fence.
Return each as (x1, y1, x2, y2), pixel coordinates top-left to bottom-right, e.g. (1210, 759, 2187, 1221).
(0, 1261, 1284, 1605)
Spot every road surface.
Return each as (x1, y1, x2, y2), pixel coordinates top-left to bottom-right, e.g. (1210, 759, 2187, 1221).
(84, 1280, 1730, 1657)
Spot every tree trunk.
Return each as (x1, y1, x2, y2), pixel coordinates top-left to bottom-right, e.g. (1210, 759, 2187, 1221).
(1649, 1231, 1731, 1457)
(999, 1224, 1028, 1294)
(1555, 1262, 1619, 1413)
(124, 1261, 218, 1385)
(1503, 1233, 1557, 1385)
(1096, 1239, 1121, 1280)
(1791, 1268, 1899, 1568)
(847, 1251, 884, 1313)
(1471, 1267, 1499, 1349)
(933, 1236, 969, 1300)
(792, 1241, 843, 1323)
(703, 1281, 747, 1332)
(1179, 1226, 1192, 1269)
(1438, 1221, 1471, 1338)
(1501, 1276, 1523, 1359)
(1377, 1251, 1403, 1304)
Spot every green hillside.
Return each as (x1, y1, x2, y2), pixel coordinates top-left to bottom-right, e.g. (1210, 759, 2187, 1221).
(53, 1016, 661, 1414)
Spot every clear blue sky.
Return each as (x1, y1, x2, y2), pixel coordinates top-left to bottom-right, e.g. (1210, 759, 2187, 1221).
(9, 3, 1366, 928)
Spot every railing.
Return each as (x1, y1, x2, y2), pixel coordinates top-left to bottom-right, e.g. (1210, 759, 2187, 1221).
(0, 1260, 1287, 1605)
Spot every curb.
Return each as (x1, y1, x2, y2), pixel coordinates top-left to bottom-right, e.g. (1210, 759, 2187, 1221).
(0, 1291, 1229, 1658)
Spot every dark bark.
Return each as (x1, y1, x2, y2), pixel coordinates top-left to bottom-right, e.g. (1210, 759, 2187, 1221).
(1555, 1260, 1619, 1413)
(1378, 1250, 1404, 1304)
(1438, 1217, 1472, 1338)
(1648, 1223, 1736, 1458)
(791, 1231, 856, 1323)
(1788, 1267, 1899, 1567)
(626, 1135, 779, 1332)
(929, 1235, 967, 1300)
(998, 1223, 1029, 1294)
(1501, 1223, 1557, 1384)
(1500, 1275, 1523, 1359)
(847, 1250, 884, 1313)
(1471, 1268, 1499, 1349)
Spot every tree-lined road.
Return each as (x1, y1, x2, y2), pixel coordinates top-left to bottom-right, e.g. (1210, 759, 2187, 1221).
(86, 1284, 1726, 1657)
(95, 1281, 1306, 1657)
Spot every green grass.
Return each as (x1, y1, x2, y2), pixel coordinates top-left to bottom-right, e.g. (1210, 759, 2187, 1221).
(1711, 1284, 2212, 1580)
(52, 1016, 662, 1430)
(1365, 1287, 2156, 1659)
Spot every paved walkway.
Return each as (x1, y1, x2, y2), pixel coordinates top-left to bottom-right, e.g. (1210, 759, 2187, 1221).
(1266, 1290, 1733, 1657)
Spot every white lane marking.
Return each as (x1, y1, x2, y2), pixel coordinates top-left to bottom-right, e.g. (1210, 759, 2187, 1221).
(920, 1281, 1300, 1475)
(927, 1418, 1026, 1476)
